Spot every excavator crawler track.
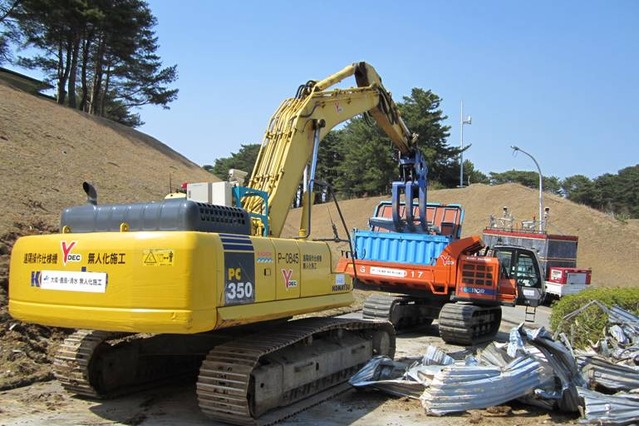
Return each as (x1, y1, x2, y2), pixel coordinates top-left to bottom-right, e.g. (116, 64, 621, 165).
(54, 330, 222, 399)
(437, 303, 502, 346)
(53, 330, 129, 398)
(196, 317, 395, 425)
(363, 293, 436, 330)
(363, 293, 396, 320)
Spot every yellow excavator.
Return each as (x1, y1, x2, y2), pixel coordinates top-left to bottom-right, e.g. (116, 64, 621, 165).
(9, 62, 416, 424)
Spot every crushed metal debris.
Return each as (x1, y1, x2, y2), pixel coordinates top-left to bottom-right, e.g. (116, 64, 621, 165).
(349, 304, 639, 425)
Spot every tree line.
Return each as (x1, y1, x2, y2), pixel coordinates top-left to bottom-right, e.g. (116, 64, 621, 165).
(207, 89, 638, 220)
(0, 0, 176, 126)
(2, 2, 635, 218)
(482, 167, 638, 219)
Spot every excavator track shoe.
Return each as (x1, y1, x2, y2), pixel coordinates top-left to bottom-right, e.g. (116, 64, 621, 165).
(363, 293, 435, 330)
(363, 293, 397, 320)
(437, 303, 502, 346)
(196, 317, 395, 425)
(54, 330, 217, 399)
(53, 330, 129, 398)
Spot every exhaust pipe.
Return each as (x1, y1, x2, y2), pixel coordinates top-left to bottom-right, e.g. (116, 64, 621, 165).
(83, 181, 98, 205)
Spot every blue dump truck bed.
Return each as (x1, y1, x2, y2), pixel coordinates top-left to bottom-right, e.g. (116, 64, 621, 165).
(354, 231, 451, 265)
(353, 201, 464, 265)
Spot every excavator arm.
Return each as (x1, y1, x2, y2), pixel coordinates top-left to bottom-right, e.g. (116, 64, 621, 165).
(244, 62, 417, 238)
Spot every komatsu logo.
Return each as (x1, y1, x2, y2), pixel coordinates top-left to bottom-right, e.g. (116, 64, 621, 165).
(61, 241, 81, 265)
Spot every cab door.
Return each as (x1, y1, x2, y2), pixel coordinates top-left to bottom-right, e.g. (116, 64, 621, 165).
(493, 246, 545, 306)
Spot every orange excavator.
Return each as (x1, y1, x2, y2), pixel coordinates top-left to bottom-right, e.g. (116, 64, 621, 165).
(336, 173, 546, 345)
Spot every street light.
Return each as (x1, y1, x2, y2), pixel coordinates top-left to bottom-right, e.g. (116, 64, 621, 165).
(510, 145, 544, 232)
(459, 100, 472, 187)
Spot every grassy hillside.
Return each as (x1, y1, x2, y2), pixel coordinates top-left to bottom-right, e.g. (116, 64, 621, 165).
(283, 184, 639, 287)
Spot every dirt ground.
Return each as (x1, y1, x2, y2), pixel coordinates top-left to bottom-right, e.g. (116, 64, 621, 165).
(0, 373, 569, 426)
(0, 307, 580, 426)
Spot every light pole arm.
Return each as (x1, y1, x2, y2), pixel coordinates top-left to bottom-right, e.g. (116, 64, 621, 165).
(511, 145, 544, 232)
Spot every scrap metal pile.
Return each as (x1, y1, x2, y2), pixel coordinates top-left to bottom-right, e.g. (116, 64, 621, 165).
(350, 304, 639, 425)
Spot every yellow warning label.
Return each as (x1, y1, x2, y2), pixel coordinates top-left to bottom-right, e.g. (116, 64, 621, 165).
(142, 249, 175, 266)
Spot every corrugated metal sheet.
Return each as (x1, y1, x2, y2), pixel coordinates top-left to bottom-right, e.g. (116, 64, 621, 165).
(422, 345, 455, 366)
(578, 355, 639, 392)
(522, 326, 584, 412)
(479, 343, 512, 367)
(609, 305, 639, 327)
(609, 325, 630, 345)
(349, 324, 639, 423)
(578, 388, 639, 425)
(421, 355, 544, 415)
(348, 355, 427, 399)
(349, 355, 406, 383)
(561, 304, 639, 364)
(349, 349, 460, 399)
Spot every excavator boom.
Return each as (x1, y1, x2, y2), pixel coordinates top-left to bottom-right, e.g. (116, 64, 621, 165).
(245, 62, 415, 238)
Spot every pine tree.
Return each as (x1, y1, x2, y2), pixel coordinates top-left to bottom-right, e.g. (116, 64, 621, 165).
(398, 88, 454, 186)
(0, 0, 21, 64)
(14, 0, 177, 126)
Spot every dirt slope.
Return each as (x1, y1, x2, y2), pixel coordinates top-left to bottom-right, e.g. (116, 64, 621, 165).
(0, 81, 217, 233)
(283, 183, 639, 287)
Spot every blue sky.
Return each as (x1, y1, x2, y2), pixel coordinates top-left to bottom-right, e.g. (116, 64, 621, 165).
(136, 1, 638, 180)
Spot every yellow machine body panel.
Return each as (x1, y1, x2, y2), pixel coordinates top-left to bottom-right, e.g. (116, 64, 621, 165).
(9, 231, 353, 333)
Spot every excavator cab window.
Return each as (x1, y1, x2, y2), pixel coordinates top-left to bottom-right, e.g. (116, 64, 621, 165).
(492, 247, 542, 289)
(513, 252, 541, 288)
(493, 249, 512, 279)
(491, 246, 545, 306)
